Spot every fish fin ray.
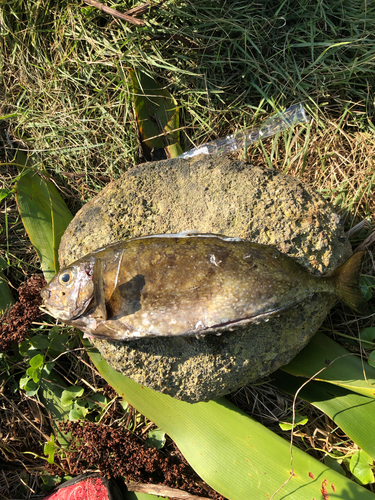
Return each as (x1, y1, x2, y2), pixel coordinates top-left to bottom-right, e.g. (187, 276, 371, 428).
(331, 250, 367, 313)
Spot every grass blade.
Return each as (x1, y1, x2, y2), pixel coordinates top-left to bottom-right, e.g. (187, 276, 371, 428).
(86, 342, 375, 500)
(282, 332, 375, 398)
(271, 370, 375, 460)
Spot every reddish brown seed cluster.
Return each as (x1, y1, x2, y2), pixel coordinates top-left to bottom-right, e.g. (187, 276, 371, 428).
(0, 275, 46, 350)
(54, 420, 225, 500)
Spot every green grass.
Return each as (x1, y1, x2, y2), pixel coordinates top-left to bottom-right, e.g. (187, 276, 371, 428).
(1, 0, 375, 189)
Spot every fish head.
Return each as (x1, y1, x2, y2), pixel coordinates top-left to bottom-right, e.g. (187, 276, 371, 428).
(41, 260, 96, 321)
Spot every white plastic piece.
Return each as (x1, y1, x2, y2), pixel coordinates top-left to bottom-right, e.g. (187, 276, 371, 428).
(180, 103, 310, 159)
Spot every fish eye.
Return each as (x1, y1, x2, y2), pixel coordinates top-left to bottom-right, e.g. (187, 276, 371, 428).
(59, 271, 73, 285)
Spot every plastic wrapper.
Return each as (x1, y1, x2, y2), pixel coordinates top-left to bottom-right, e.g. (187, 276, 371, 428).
(180, 103, 310, 159)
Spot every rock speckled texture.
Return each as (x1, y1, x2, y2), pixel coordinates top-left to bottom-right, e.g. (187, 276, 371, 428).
(59, 155, 352, 402)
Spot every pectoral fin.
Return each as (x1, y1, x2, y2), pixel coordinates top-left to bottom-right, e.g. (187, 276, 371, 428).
(91, 258, 107, 321)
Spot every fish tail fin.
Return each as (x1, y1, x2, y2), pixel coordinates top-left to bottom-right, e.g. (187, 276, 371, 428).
(330, 250, 367, 313)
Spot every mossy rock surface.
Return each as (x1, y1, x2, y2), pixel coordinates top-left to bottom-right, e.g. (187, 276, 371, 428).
(59, 155, 351, 402)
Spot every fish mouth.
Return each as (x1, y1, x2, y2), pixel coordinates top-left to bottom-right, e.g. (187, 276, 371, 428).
(43, 296, 95, 322)
(41, 287, 50, 301)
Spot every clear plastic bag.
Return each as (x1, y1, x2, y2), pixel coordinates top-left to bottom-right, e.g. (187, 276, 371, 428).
(179, 103, 310, 159)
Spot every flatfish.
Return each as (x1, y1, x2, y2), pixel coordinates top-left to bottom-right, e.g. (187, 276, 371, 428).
(41, 232, 365, 340)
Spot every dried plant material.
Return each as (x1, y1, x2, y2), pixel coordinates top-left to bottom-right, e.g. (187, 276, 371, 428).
(126, 481, 211, 499)
(54, 421, 224, 500)
(83, 0, 146, 25)
(355, 231, 375, 253)
(0, 275, 46, 350)
(246, 122, 375, 219)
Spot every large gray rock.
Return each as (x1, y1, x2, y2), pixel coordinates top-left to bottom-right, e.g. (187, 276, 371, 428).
(59, 155, 351, 402)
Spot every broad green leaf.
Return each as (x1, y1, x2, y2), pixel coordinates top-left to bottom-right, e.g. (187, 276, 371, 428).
(120, 400, 129, 412)
(368, 351, 375, 368)
(69, 403, 89, 421)
(44, 435, 56, 464)
(130, 69, 182, 160)
(0, 257, 8, 271)
(19, 374, 30, 390)
(40, 473, 62, 490)
(25, 378, 39, 396)
(271, 370, 375, 460)
(349, 451, 374, 485)
(48, 326, 61, 339)
(61, 386, 85, 407)
(0, 188, 14, 202)
(18, 339, 31, 356)
(30, 334, 51, 350)
(360, 328, 375, 344)
(360, 276, 375, 301)
(26, 366, 42, 383)
(165, 143, 183, 158)
(15, 156, 73, 281)
(85, 342, 375, 500)
(282, 332, 375, 398)
(279, 412, 308, 431)
(147, 428, 166, 449)
(88, 393, 108, 405)
(29, 353, 44, 369)
(48, 329, 69, 354)
(38, 367, 73, 447)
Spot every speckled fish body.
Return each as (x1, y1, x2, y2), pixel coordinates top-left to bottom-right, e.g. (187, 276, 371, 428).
(41, 233, 365, 340)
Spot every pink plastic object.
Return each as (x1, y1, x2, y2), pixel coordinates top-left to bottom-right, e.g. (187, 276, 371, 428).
(43, 473, 124, 500)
